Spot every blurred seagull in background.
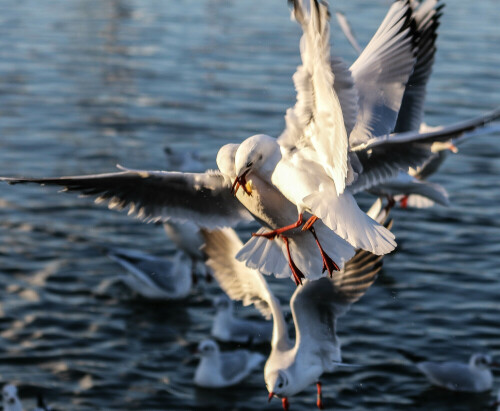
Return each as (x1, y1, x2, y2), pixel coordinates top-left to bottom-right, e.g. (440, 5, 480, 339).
(211, 294, 273, 344)
(398, 350, 500, 392)
(193, 339, 264, 388)
(201, 201, 388, 409)
(107, 248, 192, 300)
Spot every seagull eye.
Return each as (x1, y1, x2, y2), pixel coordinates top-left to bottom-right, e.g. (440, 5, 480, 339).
(278, 382, 283, 388)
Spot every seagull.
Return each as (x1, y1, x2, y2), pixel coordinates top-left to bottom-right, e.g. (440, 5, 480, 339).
(335, 0, 500, 209)
(201, 202, 388, 409)
(1, 385, 52, 411)
(398, 350, 500, 392)
(1, 0, 498, 284)
(193, 339, 265, 388)
(163, 146, 205, 173)
(211, 294, 273, 344)
(107, 248, 192, 300)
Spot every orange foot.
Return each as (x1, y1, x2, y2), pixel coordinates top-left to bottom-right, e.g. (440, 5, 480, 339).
(283, 236, 305, 286)
(310, 227, 339, 278)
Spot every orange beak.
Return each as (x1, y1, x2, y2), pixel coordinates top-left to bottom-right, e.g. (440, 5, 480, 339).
(231, 170, 251, 196)
(268, 392, 274, 403)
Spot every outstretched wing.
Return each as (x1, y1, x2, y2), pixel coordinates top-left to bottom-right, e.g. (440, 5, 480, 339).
(349, 108, 500, 193)
(348, 0, 417, 146)
(0, 168, 253, 229)
(278, 0, 349, 195)
(394, 0, 443, 133)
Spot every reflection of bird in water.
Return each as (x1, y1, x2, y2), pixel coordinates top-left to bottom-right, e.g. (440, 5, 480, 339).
(194, 339, 264, 388)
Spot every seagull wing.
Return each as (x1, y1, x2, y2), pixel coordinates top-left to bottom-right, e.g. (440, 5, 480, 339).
(348, 0, 417, 146)
(201, 228, 292, 349)
(349, 108, 500, 193)
(201, 228, 276, 320)
(0, 168, 253, 229)
(291, 245, 384, 369)
(278, 0, 349, 196)
(394, 0, 443, 133)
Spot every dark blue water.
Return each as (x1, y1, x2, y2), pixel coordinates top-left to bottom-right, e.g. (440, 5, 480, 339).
(0, 1, 499, 410)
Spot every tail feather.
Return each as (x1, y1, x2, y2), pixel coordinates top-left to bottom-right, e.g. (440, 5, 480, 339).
(305, 191, 397, 255)
(235, 229, 290, 279)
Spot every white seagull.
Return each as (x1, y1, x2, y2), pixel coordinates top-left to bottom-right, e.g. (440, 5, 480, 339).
(201, 203, 388, 409)
(211, 294, 273, 344)
(107, 248, 192, 300)
(193, 339, 264, 388)
(398, 350, 500, 393)
(335, 0, 500, 209)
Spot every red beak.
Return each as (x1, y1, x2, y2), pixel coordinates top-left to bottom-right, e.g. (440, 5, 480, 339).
(268, 392, 274, 403)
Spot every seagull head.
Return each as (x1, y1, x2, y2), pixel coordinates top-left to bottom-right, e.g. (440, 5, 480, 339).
(216, 143, 240, 181)
(266, 370, 290, 400)
(232, 134, 281, 195)
(196, 339, 219, 358)
(470, 353, 500, 370)
(2, 384, 22, 411)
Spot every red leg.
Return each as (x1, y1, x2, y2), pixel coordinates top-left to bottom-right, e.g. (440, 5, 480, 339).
(310, 227, 339, 278)
(252, 214, 304, 240)
(316, 381, 324, 409)
(302, 215, 319, 231)
(283, 236, 305, 286)
(282, 397, 289, 411)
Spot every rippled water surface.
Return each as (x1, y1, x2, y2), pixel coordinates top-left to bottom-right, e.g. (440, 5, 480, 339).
(0, 0, 499, 410)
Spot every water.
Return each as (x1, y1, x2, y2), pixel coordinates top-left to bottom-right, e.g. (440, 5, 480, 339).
(0, 0, 499, 409)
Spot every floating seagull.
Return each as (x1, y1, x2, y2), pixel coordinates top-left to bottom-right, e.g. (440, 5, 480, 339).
(1, 385, 52, 411)
(398, 350, 500, 392)
(211, 294, 273, 344)
(193, 339, 265, 388)
(107, 248, 192, 300)
(163, 146, 205, 173)
(201, 203, 387, 409)
(1, 0, 497, 284)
